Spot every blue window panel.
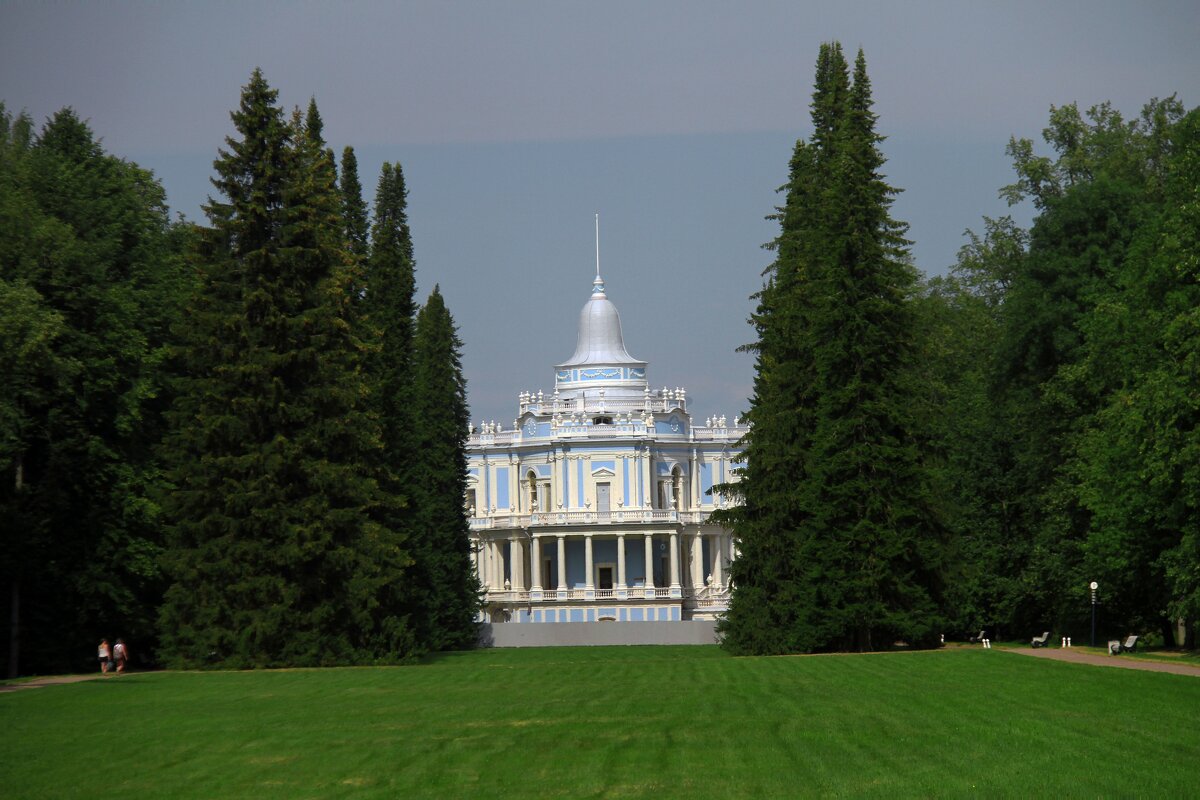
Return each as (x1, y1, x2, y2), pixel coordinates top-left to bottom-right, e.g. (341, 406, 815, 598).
(631, 608, 644, 621)
(562, 458, 569, 508)
(576, 460, 584, 507)
(570, 609, 584, 623)
(626, 539, 646, 586)
(599, 608, 615, 619)
(594, 538, 617, 563)
(701, 462, 713, 503)
(566, 539, 586, 587)
(496, 467, 509, 509)
(671, 607, 680, 621)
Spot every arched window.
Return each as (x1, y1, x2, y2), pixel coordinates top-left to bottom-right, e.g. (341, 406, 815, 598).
(527, 471, 538, 513)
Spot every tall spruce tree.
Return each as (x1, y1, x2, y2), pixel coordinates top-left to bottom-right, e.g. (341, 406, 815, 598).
(358, 160, 421, 654)
(720, 44, 943, 654)
(339, 147, 370, 261)
(409, 287, 480, 649)
(366, 162, 417, 406)
(159, 73, 401, 667)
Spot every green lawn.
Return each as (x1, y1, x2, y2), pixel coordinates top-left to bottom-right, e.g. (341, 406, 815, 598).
(3, 646, 1197, 798)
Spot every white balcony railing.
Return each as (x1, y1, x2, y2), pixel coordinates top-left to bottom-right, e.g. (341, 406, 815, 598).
(470, 508, 727, 530)
(483, 587, 730, 605)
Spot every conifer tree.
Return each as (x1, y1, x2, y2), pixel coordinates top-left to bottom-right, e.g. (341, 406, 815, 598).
(339, 147, 370, 261)
(408, 287, 481, 649)
(362, 162, 419, 587)
(160, 73, 403, 667)
(721, 44, 943, 654)
(367, 162, 417, 389)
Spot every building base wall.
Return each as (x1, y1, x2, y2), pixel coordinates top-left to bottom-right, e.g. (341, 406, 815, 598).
(478, 620, 719, 648)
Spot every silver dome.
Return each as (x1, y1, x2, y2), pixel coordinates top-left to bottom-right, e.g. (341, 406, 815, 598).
(557, 275, 644, 368)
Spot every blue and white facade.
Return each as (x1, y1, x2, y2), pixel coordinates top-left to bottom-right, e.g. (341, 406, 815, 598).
(466, 272, 747, 624)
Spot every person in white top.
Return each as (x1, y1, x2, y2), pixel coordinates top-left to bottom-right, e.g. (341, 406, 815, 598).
(98, 639, 111, 674)
(113, 639, 129, 674)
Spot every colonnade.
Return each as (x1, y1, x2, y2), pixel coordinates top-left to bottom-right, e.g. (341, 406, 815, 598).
(471, 529, 732, 594)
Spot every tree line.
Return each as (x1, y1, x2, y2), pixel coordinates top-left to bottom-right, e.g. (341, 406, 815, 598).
(3, 51, 1196, 670)
(720, 42, 1197, 654)
(1, 70, 479, 675)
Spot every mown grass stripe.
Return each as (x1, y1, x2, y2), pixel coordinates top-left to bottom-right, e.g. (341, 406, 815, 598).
(3, 646, 1197, 798)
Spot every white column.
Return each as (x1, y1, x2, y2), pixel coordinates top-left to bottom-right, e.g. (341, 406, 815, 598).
(487, 537, 496, 587)
(642, 450, 653, 508)
(585, 534, 594, 589)
(509, 457, 519, 512)
(690, 449, 700, 512)
(644, 533, 655, 589)
(497, 539, 506, 589)
(617, 533, 627, 588)
(557, 534, 567, 592)
(669, 531, 680, 589)
(530, 535, 542, 591)
(691, 533, 704, 590)
(510, 533, 524, 591)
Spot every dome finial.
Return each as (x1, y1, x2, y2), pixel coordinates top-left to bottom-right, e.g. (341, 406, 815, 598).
(593, 212, 605, 295)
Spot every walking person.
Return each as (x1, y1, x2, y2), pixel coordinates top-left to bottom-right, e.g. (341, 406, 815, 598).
(113, 639, 129, 674)
(98, 639, 111, 674)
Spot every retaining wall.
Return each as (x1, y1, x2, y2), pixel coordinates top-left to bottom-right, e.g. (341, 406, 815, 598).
(479, 620, 719, 648)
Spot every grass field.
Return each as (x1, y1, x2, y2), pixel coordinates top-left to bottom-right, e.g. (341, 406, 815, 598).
(4, 646, 1198, 798)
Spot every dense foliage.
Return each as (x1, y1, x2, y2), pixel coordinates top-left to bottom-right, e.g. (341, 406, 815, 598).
(923, 100, 1200, 648)
(2, 73, 479, 675)
(0, 105, 189, 675)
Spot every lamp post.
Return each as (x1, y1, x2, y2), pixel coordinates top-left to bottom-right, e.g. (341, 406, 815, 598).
(1090, 581, 1098, 648)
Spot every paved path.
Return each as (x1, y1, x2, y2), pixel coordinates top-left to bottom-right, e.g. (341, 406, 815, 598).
(1011, 647, 1200, 677)
(0, 674, 109, 693)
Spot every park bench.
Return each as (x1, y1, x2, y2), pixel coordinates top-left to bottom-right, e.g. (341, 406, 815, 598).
(1109, 635, 1138, 654)
(1030, 631, 1051, 648)
(968, 630, 987, 644)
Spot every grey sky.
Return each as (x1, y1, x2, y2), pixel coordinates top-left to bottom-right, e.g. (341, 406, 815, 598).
(3, 1, 1198, 424)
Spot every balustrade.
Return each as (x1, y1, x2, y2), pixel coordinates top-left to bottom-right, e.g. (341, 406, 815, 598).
(482, 586, 725, 606)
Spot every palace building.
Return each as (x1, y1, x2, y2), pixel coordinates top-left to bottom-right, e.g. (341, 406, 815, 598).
(466, 269, 747, 625)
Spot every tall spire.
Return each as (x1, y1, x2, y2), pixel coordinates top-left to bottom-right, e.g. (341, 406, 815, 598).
(593, 212, 604, 295)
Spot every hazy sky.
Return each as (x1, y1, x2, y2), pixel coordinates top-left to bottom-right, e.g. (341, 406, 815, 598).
(3, 1, 1197, 424)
